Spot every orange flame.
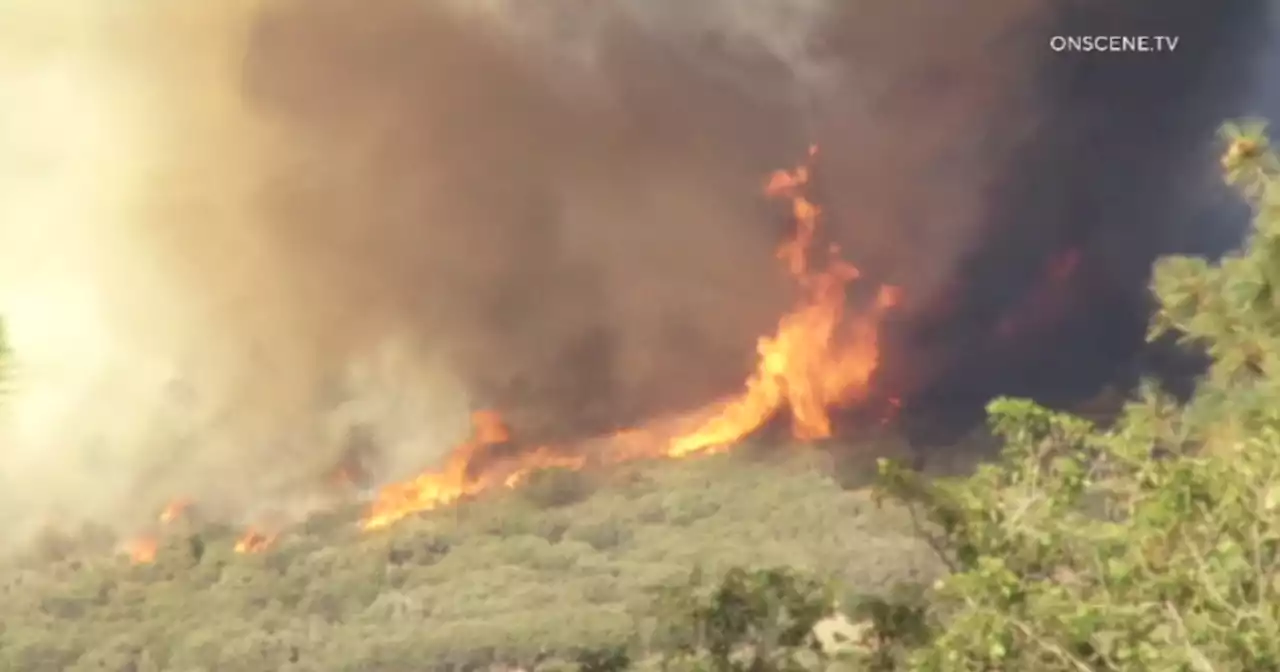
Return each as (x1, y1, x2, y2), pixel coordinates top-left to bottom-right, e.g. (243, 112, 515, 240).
(123, 146, 902, 545)
(361, 410, 573, 530)
(159, 498, 190, 524)
(128, 537, 158, 564)
(361, 410, 506, 529)
(664, 145, 898, 456)
(358, 144, 899, 530)
(234, 529, 276, 554)
(125, 498, 192, 563)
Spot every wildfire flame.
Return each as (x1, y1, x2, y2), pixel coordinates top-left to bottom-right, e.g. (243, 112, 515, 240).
(358, 145, 899, 529)
(361, 410, 590, 530)
(664, 145, 899, 455)
(363, 410, 512, 530)
(126, 145, 902, 549)
(125, 498, 191, 563)
(233, 528, 276, 554)
(127, 537, 158, 564)
(159, 498, 190, 524)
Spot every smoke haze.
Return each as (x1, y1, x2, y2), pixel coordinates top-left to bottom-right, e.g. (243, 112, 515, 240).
(0, 0, 1273, 548)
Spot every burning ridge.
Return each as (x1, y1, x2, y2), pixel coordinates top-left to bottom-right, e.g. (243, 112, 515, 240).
(127, 144, 901, 558)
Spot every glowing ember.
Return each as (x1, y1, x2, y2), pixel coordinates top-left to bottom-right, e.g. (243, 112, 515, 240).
(993, 246, 1082, 340)
(881, 397, 903, 426)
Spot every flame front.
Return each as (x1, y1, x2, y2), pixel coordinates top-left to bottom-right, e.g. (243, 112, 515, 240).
(126, 146, 901, 546)
(359, 145, 898, 529)
(361, 411, 506, 530)
(362, 410, 587, 530)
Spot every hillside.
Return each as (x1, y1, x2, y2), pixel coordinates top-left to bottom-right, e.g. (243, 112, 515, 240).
(4, 121, 1280, 671)
(0, 450, 943, 672)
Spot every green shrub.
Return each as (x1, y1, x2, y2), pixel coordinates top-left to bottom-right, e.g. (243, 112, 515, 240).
(650, 566, 838, 672)
(863, 121, 1280, 670)
(571, 644, 633, 672)
(520, 466, 597, 509)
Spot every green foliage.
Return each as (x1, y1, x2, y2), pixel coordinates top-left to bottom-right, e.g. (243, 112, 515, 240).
(572, 644, 633, 672)
(650, 566, 837, 672)
(840, 583, 932, 670)
(864, 122, 1280, 670)
(521, 466, 597, 509)
(0, 456, 937, 672)
(24, 121, 1280, 669)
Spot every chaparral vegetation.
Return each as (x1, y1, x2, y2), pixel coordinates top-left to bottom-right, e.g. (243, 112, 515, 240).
(2, 123, 1280, 671)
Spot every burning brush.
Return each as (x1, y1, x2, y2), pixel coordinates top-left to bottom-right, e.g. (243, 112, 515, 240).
(126, 144, 902, 559)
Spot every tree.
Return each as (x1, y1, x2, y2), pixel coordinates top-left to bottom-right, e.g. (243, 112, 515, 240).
(866, 121, 1280, 670)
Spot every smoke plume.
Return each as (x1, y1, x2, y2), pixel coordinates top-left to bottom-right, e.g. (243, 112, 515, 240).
(881, 0, 1274, 428)
(0, 0, 1273, 546)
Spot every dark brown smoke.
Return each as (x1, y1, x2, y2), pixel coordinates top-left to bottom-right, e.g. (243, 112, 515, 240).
(146, 0, 1276, 454)
(870, 0, 1275, 437)
(1, 0, 1274, 541)
(225, 0, 806, 444)
(202, 0, 1043, 441)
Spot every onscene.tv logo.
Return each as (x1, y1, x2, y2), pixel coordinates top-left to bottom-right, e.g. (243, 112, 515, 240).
(1049, 35, 1180, 53)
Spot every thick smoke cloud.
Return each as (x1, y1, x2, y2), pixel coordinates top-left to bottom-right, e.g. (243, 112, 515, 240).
(0, 0, 1273, 546)
(216, 0, 1062, 446)
(229, 0, 801, 435)
(876, 0, 1276, 430)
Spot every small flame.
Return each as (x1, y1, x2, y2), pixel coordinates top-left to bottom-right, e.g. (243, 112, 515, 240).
(127, 537, 158, 564)
(124, 498, 191, 564)
(158, 498, 190, 524)
(500, 449, 589, 488)
(234, 529, 276, 554)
